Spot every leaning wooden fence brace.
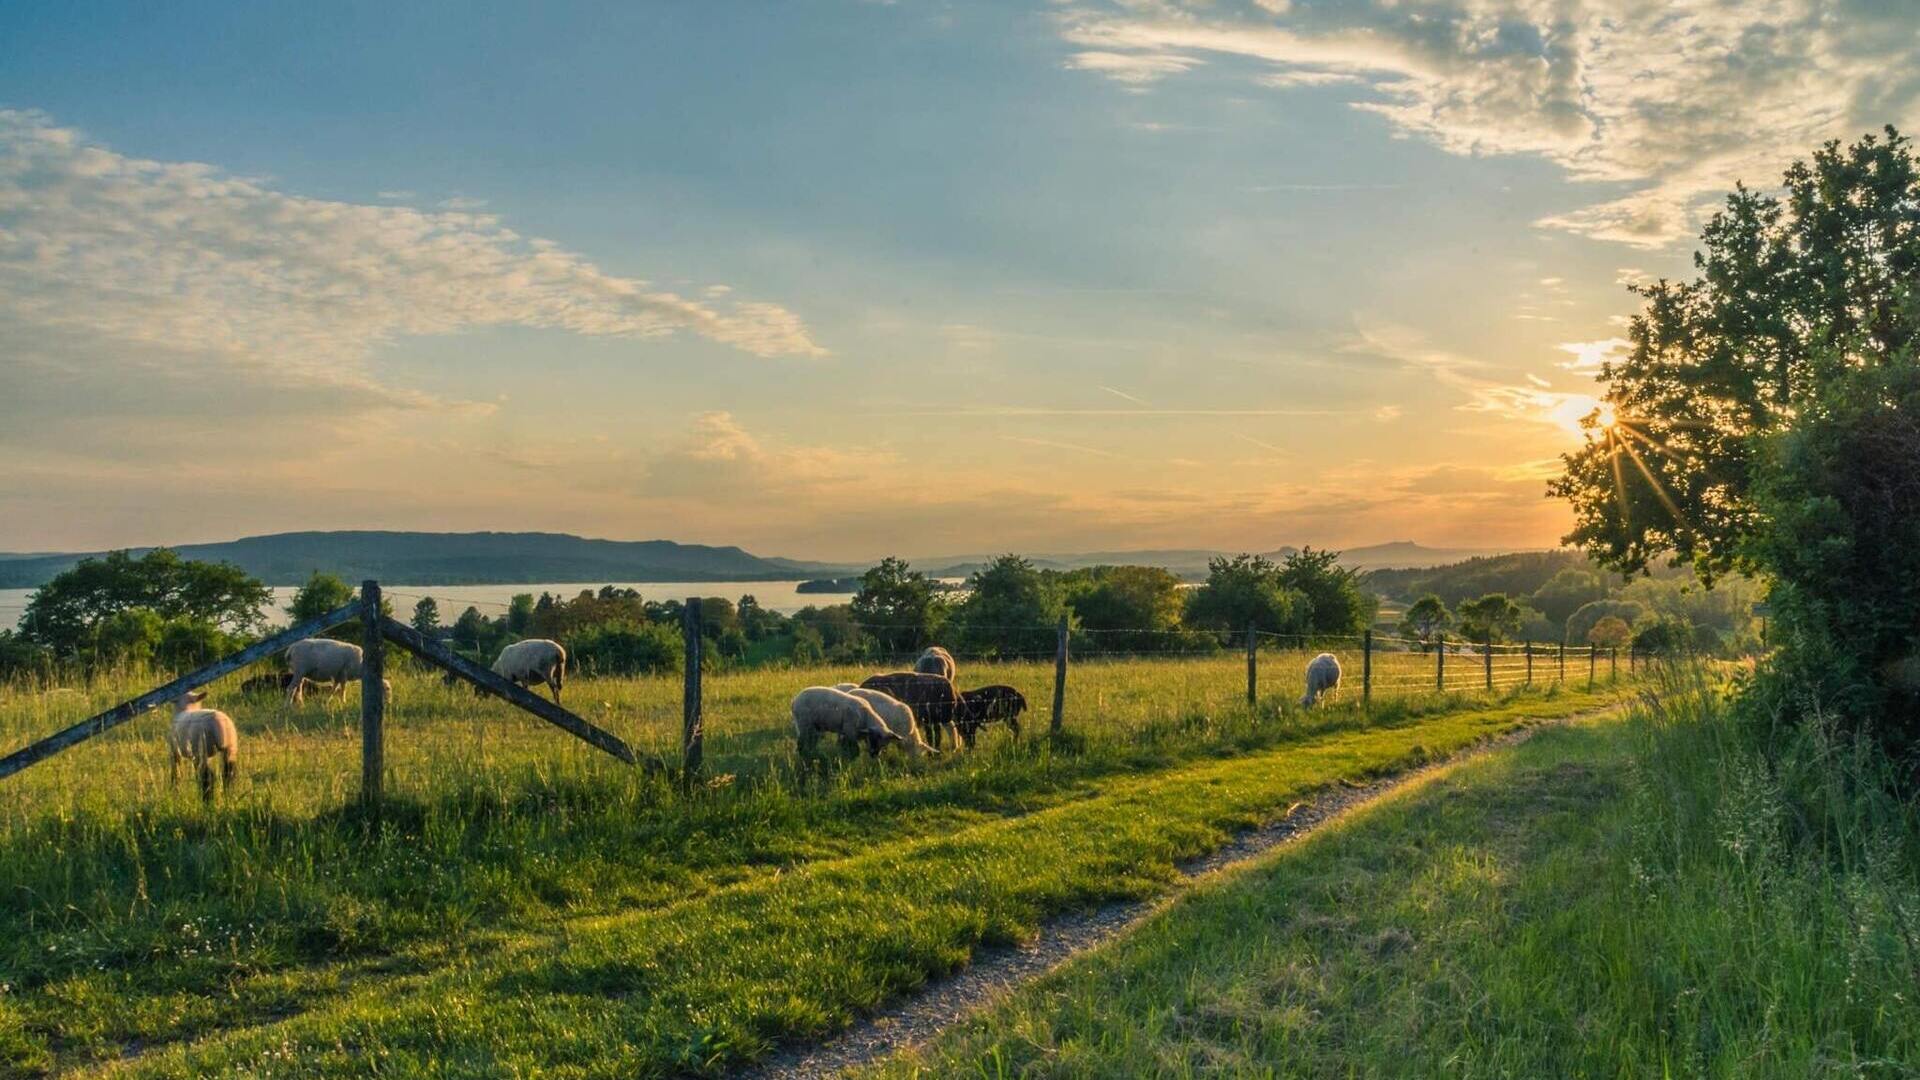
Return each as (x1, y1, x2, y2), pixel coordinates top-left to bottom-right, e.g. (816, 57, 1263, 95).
(0, 599, 363, 782)
(377, 616, 642, 767)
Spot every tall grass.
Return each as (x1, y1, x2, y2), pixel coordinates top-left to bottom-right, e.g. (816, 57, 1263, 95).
(867, 665, 1920, 1077)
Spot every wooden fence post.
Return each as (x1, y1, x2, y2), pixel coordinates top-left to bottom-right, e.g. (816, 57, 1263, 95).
(1629, 645, 1637, 674)
(1558, 640, 1566, 683)
(1245, 622, 1257, 708)
(1611, 647, 1618, 683)
(1436, 634, 1446, 692)
(1526, 640, 1534, 685)
(1588, 644, 1597, 689)
(1483, 635, 1493, 691)
(682, 598, 704, 776)
(1051, 615, 1069, 733)
(360, 580, 385, 805)
(1362, 629, 1373, 708)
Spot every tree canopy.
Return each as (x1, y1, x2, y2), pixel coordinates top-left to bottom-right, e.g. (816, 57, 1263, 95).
(20, 549, 270, 659)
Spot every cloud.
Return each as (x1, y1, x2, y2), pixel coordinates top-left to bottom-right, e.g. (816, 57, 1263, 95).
(1057, 1, 1920, 247)
(0, 109, 826, 426)
(636, 412, 896, 500)
(1557, 337, 1630, 374)
(1065, 50, 1204, 84)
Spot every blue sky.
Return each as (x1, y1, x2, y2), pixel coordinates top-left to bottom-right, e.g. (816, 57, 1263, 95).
(2, 1, 1911, 559)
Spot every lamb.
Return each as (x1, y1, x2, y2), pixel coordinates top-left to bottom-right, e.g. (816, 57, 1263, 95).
(491, 639, 567, 702)
(1301, 652, 1342, 707)
(285, 639, 391, 706)
(955, 685, 1027, 746)
(168, 690, 238, 801)
(791, 686, 904, 760)
(913, 645, 956, 681)
(833, 684, 937, 756)
(860, 672, 961, 749)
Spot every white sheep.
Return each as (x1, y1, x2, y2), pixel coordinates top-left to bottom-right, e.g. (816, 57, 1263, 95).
(833, 683, 937, 757)
(168, 690, 238, 800)
(1301, 652, 1342, 707)
(914, 645, 956, 681)
(792, 686, 904, 760)
(492, 639, 567, 702)
(285, 639, 391, 706)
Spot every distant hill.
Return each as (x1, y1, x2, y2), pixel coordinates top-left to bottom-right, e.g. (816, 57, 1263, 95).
(923, 541, 1510, 580)
(0, 531, 862, 589)
(1363, 550, 1593, 606)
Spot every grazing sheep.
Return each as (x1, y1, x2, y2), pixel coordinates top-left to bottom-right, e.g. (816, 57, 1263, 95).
(914, 645, 956, 681)
(860, 672, 961, 749)
(239, 672, 301, 697)
(168, 690, 238, 801)
(492, 639, 567, 702)
(833, 684, 937, 757)
(791, 686, 904, 760)
(1301, 652, 1342, 707)
(285, 639, 391, 706)
(955, 685, 1027, 746)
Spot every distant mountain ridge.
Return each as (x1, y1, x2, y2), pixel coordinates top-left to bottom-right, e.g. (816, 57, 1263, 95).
(921, 541, 1510, 580)
(0, 531, 861, 589)
(0, 532, 1523, 590)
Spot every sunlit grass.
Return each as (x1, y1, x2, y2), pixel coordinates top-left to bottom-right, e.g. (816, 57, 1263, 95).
(0, 655, 1625, 1075)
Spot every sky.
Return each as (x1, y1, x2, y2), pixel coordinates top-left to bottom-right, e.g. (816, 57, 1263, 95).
(2, 0, 1916, 561)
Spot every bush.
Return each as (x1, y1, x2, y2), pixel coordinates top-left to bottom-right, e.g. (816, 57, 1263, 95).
(569, 621, 684, 677)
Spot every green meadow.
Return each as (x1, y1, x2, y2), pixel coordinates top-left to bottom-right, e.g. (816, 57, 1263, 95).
(0, 652, 1619, 1076)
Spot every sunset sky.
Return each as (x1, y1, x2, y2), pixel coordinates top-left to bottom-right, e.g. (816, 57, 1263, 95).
(3, 1, 1914, 561)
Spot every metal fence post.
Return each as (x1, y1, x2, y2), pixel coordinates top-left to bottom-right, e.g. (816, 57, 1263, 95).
(1245, 622, 1257, 708)
(1558, 640, 1566, 683)
(1611, 647, 1618, 683)
(1436, 633, 1446, 691)
(1483, 635, 1493, 691)
(682, 598, 704, 776)
(360, 580, 385, 805)
(1526, 640, 1534, 685)
(1362, 629, 1373, 708)
(1588, 644, 1597, 689)
(1051, 615, 1069, 733)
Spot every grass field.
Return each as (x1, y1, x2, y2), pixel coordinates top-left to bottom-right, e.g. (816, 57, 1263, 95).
(0, 651, 1623, 1076)
(867, 672, 1920, 1078)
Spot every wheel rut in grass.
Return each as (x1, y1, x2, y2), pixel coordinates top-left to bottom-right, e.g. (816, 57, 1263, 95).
(744, 706, 1620, 1080)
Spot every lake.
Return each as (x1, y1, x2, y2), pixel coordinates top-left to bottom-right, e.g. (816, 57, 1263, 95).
(0, 581, 866, 632)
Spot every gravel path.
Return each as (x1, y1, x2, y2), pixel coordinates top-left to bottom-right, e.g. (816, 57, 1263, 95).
(742, 713, 1600, 1079)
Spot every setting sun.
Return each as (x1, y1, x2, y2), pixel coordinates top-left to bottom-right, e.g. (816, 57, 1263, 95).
(1596, 403, 1619, 430)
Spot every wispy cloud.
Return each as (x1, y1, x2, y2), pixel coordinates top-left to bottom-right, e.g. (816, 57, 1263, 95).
(1057, 1, 1920, 248)
(1000, 434, 1124, 458)
(1099, 385, 1149, 405)
(0, 108, 826, 428)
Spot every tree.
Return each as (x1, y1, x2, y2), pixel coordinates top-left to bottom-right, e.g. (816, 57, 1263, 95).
(1398, 594, 1452, 649)
(20, 549, 270, 659)
(507, 593, 536, 634)
(952, 555, 1069, 658)
(410, 596, 442, 636)
(1553, 128, 1920, 583)
(1546, 129, 1920, 746)
(452, 606, 489, 652)
(1276, 547, 1376, 636)
(1184, 555, 1304, 639)
(286, 571, 355, 624)
(1587, 615, 1632, 649)
(0, 631, 54, 682)
(1566, 599, 1647, 646)
(1062, 565, 1187, 652)
(1457, 593, 1525, 644)
(1530, 568, 1608, 627)
(850, 557, 944, 655)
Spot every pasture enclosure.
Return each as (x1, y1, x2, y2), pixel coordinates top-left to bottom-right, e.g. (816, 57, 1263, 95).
(0, 581, 1621, 810)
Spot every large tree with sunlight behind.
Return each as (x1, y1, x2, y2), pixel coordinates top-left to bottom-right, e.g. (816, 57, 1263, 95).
(1554, 128, 1920, 756)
